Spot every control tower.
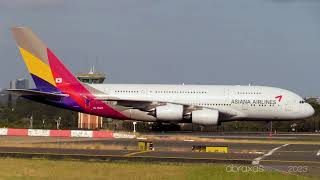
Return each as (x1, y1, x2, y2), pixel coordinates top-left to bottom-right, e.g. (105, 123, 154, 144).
(76, 66, 106, 129)
(77, 66, 106, 84)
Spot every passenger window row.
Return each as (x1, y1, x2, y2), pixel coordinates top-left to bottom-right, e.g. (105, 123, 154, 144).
(237, 92, 261, 95)
(250, 104, 275, 107)
(155, 91, 208, 94)
(187, 103, 231, 106)
(115, 90, 139, 93)
(114, 90, 208, 94)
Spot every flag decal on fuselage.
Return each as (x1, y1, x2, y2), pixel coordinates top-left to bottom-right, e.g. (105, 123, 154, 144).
(55, 77, 62, 84)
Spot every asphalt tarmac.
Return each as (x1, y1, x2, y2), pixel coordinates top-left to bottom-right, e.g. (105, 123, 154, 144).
(142, 132, 320, 140)
(0, 135, 318, 178)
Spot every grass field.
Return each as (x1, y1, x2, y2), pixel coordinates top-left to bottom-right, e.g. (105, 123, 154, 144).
(0, 158, 313, 180)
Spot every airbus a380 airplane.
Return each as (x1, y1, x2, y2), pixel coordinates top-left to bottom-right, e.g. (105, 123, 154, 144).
(7, 27, 314, 126)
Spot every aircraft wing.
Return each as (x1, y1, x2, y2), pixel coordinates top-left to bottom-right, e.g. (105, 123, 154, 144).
(95, 96, 192, 110)
(95, 96, 238, 117)
(6, 89, 69, 99)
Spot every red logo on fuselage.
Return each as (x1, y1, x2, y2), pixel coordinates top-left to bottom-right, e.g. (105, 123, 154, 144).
(275, 95, 283, 102)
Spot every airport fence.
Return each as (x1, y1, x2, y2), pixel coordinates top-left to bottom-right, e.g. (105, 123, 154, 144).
(0, 128, 136, 139)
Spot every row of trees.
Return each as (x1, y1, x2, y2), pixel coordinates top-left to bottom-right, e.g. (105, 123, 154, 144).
(0, 96, 319, 132)
(0, 96, 77, 129)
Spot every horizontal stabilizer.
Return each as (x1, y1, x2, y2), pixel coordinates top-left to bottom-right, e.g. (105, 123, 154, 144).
(6, 89, 69, 99)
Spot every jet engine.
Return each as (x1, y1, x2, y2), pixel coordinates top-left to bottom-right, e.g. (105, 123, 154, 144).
(151, 104, 184, 121)
(192, 109, 219, 125)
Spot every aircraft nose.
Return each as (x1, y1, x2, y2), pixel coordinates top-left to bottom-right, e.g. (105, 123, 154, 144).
(305, 103, 315, 118)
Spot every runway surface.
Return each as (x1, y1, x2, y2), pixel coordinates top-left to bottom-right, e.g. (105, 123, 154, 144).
(0, 135, 319, 178)
(142, 132, 320, 140)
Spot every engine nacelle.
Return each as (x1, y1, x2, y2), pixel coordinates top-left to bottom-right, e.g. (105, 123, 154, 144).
(155, 104, 184, 121)
(192, 109, 219, 125)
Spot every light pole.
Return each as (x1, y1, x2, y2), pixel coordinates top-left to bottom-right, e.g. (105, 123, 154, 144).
(133, 122, 137, 133)
(29, 115, 33, 129)
(55, 117, 61, 130)
(313, 116, 316, 132)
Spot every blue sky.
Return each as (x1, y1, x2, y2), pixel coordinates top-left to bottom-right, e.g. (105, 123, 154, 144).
(1, 0, 320, 96)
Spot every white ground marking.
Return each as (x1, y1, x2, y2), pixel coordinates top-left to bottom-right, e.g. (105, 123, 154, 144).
(248, 151, 264, 154)
(252, 144, 289, 165)
(183, 139, 195, 142)
(317, 149, 320, 156)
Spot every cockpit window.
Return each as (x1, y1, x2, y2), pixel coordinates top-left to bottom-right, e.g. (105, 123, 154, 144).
(299, 100, 306, 104)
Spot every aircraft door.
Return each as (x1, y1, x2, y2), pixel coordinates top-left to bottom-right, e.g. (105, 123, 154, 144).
(242, 103, 249, 110)
(284, 103, 292, 112)
(291, 101, 300, 113)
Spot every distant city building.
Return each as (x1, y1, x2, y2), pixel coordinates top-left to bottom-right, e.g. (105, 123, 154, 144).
(9, 81, 15, 89)
(8, 78, 29, 106)
(78, 113, 103, 129)
(10, 78, 29, 89)
(0, 89, 8, 106)
(77, 67, 106, 129)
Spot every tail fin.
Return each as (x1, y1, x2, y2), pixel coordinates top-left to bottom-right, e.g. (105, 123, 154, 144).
(11, 27, 128, 119)
(11, 27, 80, 93)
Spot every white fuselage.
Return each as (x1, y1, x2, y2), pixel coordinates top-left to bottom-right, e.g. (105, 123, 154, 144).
(88, 84, 314, 123)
